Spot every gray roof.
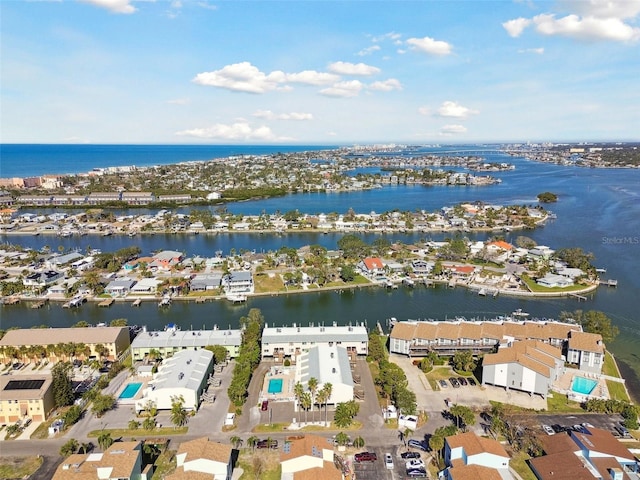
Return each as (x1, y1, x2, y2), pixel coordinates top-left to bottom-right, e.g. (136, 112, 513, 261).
(191, 274, 222, 288)
(228, 271, 251, 282)
(49, 252, 84, 265)
(150, 349, 213, 391)
(131, 328, 241, 349)
(106, 278, 136, 289)
(300, 345, 353, 387)
(262, 325, 368, 345)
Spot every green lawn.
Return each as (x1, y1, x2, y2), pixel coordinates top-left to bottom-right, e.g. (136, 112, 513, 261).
(546, 393, 584, 413)
(606, 380, 630, 402)
(150, 449, 176, 479)
(237, 450, 281, 480)
(88, 426, 188, 438)
(510, 451, 538, 480)
(520, 274, 594, 293)
(602, 352, 621, 378)
(0, 456, 43, 479)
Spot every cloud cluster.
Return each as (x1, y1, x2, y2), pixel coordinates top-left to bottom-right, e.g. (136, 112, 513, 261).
(80, 0, 136, 14)
(252, 110, 313, 121)
(418, 101, 478, 136)
(328, 61, 380, 76)
(175, 122, 279, 141)
(439, 124, 467, 136)
(437, 101, 479, 119)
(503, 0, 640, 42)
(406, 36, 453, 56)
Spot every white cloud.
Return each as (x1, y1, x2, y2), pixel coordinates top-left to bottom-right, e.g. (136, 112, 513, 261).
(418, 106, 430, 115)
(328, 61, 380, 76)
(285, 70, 339, 85)
(518, 47, 545, 54)
(166, 98, 190, 105)
(371, 32, 402, 43)
(566, 0, 640, 19)
(532, 13, 640, 42)
(357, 45, 381, 56)
(503, 17, 531, 37)
(80, 0, 136, 14)
(406, 36, 453, 56)
(197, 1, 218, 10)
(319, 80, 364, 98)
(439, 124, 467, 135)
(252, 110, 313, 121)
(368, 78, 402, 91)
(437, 101, 479, 119)
(175, 122, 277, 140)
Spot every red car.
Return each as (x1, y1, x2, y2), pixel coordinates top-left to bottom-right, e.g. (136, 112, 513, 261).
(354, 452, 377, 463)
(261, 400, 269, 411)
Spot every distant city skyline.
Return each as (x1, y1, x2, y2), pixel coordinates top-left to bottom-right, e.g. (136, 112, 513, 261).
(1, 0, 639, 144)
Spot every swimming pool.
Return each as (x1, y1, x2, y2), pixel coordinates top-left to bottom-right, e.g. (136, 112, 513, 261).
(572, 376, 598, 395)
(119, 382, 142, 399)
(268, 378, 283, 394)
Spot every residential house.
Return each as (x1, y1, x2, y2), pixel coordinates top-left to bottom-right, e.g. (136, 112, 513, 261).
(23, 270, 63, 288)
(190, 274, 222, 292)
(166, 437, 233, 480)
(411, 259, 434, 276)
(105, 278, 137, 297)
(121, 192, 155, 205)
(442, 432, 511, 480)
(294, 345, 354, 406)
(536, 273, 574, 288)
(150, 250, 183, 270)
(130, 278, 161, 294)
(130, 327, 241, 361)
(222, 271, 253, 295)
(566, 331, 605, 374)
(158, 194, 192, 204)
(87, 192, 121, 204)
(280, 434, 342, 480)
(261, 324, 368, 359)
(52, 441, 144, 480)
(357, 257, 386, 281)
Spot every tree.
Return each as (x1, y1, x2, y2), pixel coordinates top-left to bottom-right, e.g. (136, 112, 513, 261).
(560, 310, 619, 343)
(334, 431, 350, 446)
(60, 439, 79, 457)
(300, 392, 312, 424)
(537, 191, 558, 203)
(91, 394, 116, 417)
(78, 442, 93, 454)
(97, 432, 113, 451)
(62, 405, 83, 427)
(352, 436, 365, 448)
(128, 420, 140, 430)
(230, 435, 243, 450)
(452, 350, 476, 373)
(143, 416, 156, 430)
(339, 264, 356, 282)
(449, 404, 475, 431)
(110, 318, 128, 327)
(247, 435, 259, 451)
(308, 377, 318, 422)
(204, 345, 229, 365)
(170, 395, 189, 428)
(294, 382, 304, 412)
(429, 434, 445, 467)
(52, 362, 74, 408)
(334, 400, 359, 428)
(337, 234, 369, 259)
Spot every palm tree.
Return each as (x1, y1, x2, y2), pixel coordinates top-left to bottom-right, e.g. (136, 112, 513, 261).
(352, 436, 365, 448)
(316, 388, 328, 426)
(321, 383, 332, 425)
(293, 382, 304, 413)
(170, 396, 189, 428)
(247, 435, 259, 451)
(97, 432, 113, 451)
(78, 442, 93, 454)
(300, 392, 312, 424)
(230, 436, 243, 450)
(308, 377, 318, 422)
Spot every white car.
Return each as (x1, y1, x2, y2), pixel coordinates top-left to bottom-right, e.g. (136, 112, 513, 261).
(406, 459, 426, 469)
(384, 453, 394, 469)
(542, 424, 555, 435)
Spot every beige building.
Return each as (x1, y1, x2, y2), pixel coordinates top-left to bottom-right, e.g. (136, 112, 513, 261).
(280, 434, 342, 480)
(0, 327, 131, 363)
(52, 441, 145, 480)
(566, 331, 605, 374)
(166, 437, 233, 480)
(0, 375, 54, 424)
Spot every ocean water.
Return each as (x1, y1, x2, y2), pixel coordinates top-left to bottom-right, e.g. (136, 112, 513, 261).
(0, 144, 335, 178)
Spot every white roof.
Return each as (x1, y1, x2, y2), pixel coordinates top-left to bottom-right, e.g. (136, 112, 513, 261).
(299, 344, 353, 388)
(131, 328, 241, 349)
(150, 349, 213, 391)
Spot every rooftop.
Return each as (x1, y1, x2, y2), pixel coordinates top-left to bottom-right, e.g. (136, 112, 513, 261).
(150, 349, 214, 391)
(131, 328, 241, 350)
(263, 324, 368, 344)
(0, 326, 129, 347)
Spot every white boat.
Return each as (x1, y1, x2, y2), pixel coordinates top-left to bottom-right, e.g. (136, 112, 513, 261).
(226, 293, 247, 303)
(478, 288, 486, 296)
(158, 295, 172, 307)
(512, 308, 529, 318)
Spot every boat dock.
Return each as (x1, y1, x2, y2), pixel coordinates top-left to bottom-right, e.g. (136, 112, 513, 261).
(3, 297, 20, 305)
(30, 299, 48, 309)
(99, 298, 115, 307)
(599, 279, 618, 287)
(569, 293, 588, 301)
(132, 299, 142, 307)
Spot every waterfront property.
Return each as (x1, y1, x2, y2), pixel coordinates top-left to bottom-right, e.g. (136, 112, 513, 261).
(261, 323, 368, 359)
(566, 330, 605, 374)
(481, 340, 564, 397)
(0, 326, 131, 363)
(0, 374, 54, 424)
(389, 319, 580, 357)
(571, 376, 598, 395)
(135, 349, 214, 413)
(130, 326, 241, 361)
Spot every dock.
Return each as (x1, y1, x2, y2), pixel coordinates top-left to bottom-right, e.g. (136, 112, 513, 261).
(599, 279, 618, 287)
(569, 293, 588, 301)
(99, 298, 115, 308)
(195, 297, 206, 304)
(448, 280, 456, 288)
(2, 297, 20, 305)
(132, 299, 142, 307)
(30, 299, 47, 309)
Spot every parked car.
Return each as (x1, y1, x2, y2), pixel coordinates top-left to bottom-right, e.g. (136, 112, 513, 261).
(582, 422, 594, 429)
(406, 459, 426, 470)
(406, 468, 427, 477)
(458, 377, 468, 386)
(401, 451, 421, 459)
(542, 424, 555, 435)
(256, 439, 278, 449)
(551, 424, 565, 433)
(572, 424, 585, 433)
(438, 379, 448, 389)
(449, 377, 460, 388)
(261, 400, 269, 411)
(615, 425, 631, 437)
(408, 439, 428, 451)
(467, 378, 477, 386)
(384, 453, 394, 469)
(354, 452, 377, 463)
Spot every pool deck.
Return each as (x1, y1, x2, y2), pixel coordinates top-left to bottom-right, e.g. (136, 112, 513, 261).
(553, 370, 609, 402)
(117, 377, 150, 404)
(259, 365, 296, 403)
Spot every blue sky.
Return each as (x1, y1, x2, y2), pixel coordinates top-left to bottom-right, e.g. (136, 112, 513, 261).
(1, 0, 639, 144)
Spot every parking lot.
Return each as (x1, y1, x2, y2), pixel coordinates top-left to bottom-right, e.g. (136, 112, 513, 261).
(509, 412, 627, 438)
(350, 444, 432, 479)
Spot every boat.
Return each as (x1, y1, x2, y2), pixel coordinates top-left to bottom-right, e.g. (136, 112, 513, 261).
(226, 293, 247, 303)
(158, 295, 172, 307)
(478, 288, 486, 296)
(511, 308, 530, 318)
(132, 298, 142, 307)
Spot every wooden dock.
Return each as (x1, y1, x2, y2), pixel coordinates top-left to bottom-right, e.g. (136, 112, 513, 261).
(195, 297, 206, 304)
(99, 298, 115, 307)
(599, 279, 618, 287)
(569, 293, 588, 301)
(30, 299, 47, 309)
(3, 297, 20, 305)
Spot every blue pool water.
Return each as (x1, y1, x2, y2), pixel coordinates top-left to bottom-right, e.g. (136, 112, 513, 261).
(268, 378, 283, 394)
(572, 376, 598, 395)
(119, 382, 142, 399)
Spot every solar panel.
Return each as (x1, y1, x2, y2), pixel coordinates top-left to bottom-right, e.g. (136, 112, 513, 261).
(4, 379, 45, 391)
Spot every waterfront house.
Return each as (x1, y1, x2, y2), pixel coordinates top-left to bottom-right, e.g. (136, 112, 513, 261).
(52, 441, 143, 480)
(87, 192, 121, 204)
(121, 191, 154, 205)
(411, 259, 434, 275)
(23, 270, 63, 288)
(536, 273, 574, 288)
(0, 375, 54, 424)
(158, 193, 192, 203)
(17, 195, 53, 206)
(130, 278, 161, 294)
(190, 274, 222, 292)
(442, 432, 510, 480)
(105, 278, 136, 296)
(45, 252, 84, 269)
(222, 271, 253, 295)
(167, 437, 233, 480)
(357, 257, 386, 281)
(565, 331, 604, 374)
(131, 327, 241, 361)
(481, 340, 563, 396)
(150, 250, 183, 270)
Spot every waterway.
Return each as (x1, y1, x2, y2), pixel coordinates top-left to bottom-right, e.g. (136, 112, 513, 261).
(1, 147, 639, 399)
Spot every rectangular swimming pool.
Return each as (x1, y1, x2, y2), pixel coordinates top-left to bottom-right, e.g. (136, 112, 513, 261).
(119, 382, 142, 399)
(572, 376, 597, 395)
(268, 378, 283, 394)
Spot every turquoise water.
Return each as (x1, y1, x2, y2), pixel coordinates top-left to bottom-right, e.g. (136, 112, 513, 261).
(572, 376, 598, 395)
(119, 382, 142, 399)
(268, 378, 283, 394)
